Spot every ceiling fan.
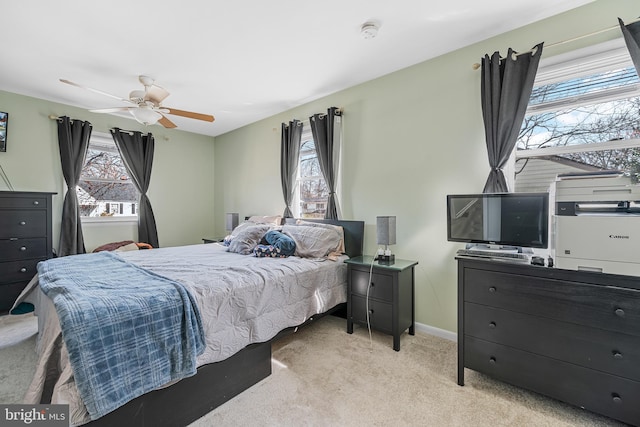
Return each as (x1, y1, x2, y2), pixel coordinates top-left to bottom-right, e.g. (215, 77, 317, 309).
(59, 75, 215, 128)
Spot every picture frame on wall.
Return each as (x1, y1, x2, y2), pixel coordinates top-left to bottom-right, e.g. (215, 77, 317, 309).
(0, 112, 7, 152)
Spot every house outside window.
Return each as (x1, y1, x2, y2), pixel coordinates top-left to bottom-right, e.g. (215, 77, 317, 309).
(77, 133, 138, 218)
(296, 123, 328, 219)
(514, 39, 640, 193)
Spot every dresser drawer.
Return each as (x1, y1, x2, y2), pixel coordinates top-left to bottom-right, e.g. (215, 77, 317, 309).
(465, 302, 640, 381)
(0, 195, 49, 209)
(0, 238, 48, 261)
(350, 268, 393, 302)
(350, 295, 392, 333)
(463, 268, 640, 336)
(0, 259, 42, 284)
(0, 210, 47, 238)
(0, 282, 30, 313)
(465, 336, 640, 426)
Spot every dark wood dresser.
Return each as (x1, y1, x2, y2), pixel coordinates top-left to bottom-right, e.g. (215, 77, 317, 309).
(457, 256, 640, 425)
(0, 191, 55, 313)
(345, 256, 417, 351)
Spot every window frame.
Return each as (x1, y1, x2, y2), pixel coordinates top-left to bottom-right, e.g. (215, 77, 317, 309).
(294, 120, 329, 219)
(78, 132, 139, 224)
(511, 38, 640, 190)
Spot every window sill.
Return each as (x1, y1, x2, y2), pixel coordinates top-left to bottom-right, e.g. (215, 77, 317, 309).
(81, 216, 138, 225)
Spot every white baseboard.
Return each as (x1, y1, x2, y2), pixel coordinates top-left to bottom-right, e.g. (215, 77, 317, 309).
(414, 321, 457, 342)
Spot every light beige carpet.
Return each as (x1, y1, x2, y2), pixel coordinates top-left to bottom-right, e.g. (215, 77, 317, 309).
(0, 313, 626, 426)
(190, 316, 625, 427)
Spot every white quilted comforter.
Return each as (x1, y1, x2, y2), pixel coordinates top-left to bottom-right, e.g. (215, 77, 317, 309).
(17, 243, 348, 425)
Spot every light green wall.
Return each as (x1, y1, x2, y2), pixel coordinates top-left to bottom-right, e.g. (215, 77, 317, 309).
(0, 90, 215, 251)
(214, 0, 638, 333)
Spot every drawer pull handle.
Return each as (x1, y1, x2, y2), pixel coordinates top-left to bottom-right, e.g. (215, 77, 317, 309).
(489, 322, 496, 329)
(20, 246, 27, 251)
(488, 286, 496, 293)
(19, 221, 26, 226)
(614, 308, 625, 317)
(33, 201, 39, 205)
(20, 267, 27, 273)
(612, 393, 622, 403)
(489, 357, 496, 364)
(613, 351, 623, 360)
(368, 309, 374, 315)
(370, 282, 375, 287)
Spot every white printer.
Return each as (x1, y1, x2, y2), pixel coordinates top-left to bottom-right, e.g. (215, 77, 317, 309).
(554, 172, 640, 276)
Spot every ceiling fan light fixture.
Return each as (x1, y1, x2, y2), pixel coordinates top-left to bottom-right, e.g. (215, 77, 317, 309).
(130, 107, 162, 126)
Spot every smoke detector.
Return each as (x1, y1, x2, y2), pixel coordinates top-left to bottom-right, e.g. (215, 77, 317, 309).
(360, 21, 380, 39)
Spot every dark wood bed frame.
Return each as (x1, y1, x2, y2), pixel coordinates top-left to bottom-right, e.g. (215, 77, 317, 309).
(88, 219, 364, 427)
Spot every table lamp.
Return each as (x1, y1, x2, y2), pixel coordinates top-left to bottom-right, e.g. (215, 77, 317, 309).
(226, 212, 239, 234)
(376, 215, 396, 265)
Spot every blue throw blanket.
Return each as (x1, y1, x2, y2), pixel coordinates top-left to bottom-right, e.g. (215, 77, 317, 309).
(38, 251, 205, 420)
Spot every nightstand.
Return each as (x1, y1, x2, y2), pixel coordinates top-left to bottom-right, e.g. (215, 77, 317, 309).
(345, 256, 418, 351)
(202, 237, 222, 244)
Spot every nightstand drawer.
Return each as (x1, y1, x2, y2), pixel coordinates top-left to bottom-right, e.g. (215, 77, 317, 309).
(465, 336, 640, 426)
(463, 268, 640, 336)
(0, 238, 48, 261)
(465, 302, 640, 381)
(350, 269, 393, 302)
(350, 295, 392, 333)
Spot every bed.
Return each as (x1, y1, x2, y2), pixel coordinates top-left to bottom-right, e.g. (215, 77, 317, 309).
(12, 218, 364, 426)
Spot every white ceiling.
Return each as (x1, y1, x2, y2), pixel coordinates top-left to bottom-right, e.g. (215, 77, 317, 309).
(1, 1, 593, 137)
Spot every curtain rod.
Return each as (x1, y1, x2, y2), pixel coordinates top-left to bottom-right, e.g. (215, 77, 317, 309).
(49, 115, 169, 140)
(471, 17, 640, 70)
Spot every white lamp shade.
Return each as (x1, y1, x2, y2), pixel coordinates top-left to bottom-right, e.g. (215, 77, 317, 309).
(376, 216, 396, 246)
(226, 212, 239, 232)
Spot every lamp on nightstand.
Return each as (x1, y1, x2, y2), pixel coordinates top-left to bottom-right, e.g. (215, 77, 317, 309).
(376, 215, 396, 265)
(226, 212, 239, 234)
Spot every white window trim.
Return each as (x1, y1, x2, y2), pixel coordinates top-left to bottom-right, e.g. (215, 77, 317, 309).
(293, 118, 342, 218)
(81, 215, 138, 225)
(78, 131, 139, 223)
(509, 37, 640, 188)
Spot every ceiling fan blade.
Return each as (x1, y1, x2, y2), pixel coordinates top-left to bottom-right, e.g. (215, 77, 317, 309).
(60, 79, 133, 104)
(165, 107, 215, 122)
(89, 107, 134, 113)
(144, 85, 170, 104)
(158, 115, 177, 128)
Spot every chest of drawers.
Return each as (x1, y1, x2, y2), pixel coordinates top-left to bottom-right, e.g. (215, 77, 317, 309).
(457, 257, 640, 425)
(0, 191, 55, 313)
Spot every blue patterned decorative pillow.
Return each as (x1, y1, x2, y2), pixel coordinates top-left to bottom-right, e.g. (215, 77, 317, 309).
(253, 245, 286, 258)
(261, 230, 296, 256)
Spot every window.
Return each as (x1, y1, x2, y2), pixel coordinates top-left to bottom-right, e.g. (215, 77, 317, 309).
(297, 123, 328, 219)
(514, 39, 640, 192)
(77, 133, 138, 218)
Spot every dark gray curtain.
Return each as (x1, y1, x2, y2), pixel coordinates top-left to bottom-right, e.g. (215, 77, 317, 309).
(280, 120, 302, 218)
(309, 107, 341, 219)
(619, 18, 640, 77)
(110, 128, 159, 248)
(481, 43, 543, 192)
(57, 116, 92, 256)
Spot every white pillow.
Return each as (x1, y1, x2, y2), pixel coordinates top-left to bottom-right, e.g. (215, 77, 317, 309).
(227, 224, 271, 255)
(282, 224, 343, 259)
(247, 215, 283, 226)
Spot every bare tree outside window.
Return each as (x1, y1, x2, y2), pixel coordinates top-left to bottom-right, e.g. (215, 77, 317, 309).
(299, 137, 328, 218)
(76, 136, 138, 217)
(515, 65, 640, 191)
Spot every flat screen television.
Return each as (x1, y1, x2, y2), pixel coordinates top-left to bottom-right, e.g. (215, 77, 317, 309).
(446, 192, 549, 250)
